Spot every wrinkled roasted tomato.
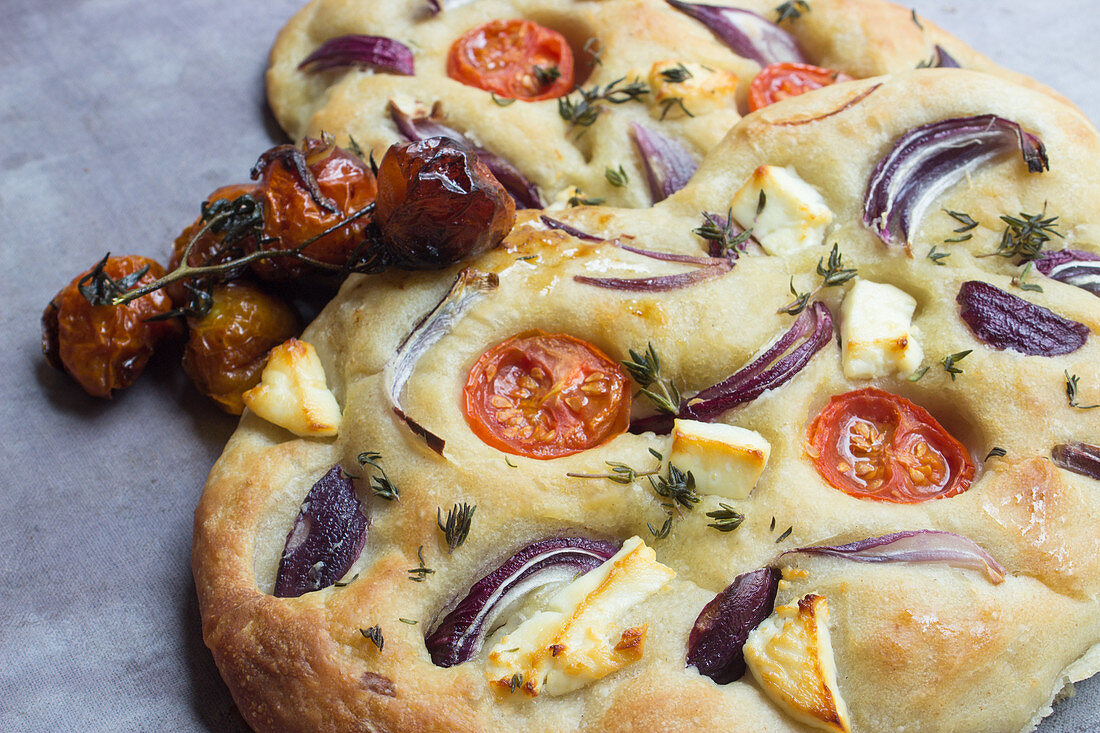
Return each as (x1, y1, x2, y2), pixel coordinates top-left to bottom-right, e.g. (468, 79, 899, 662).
(42, 256, 180, 398)
(249, 138, 377, 280)
(748, 62, 852, 112)
(463, 330, 631, 459)
(182, 281, 300, 414)
(375, 137, 515, 269)
(807, 388, 974, 503)
(167, 182, 257, 305)
(447, 19, 575, 101)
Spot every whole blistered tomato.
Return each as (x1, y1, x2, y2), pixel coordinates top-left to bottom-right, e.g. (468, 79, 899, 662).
(167, 182, 258, 305)
(806, 388, 975, 503)
(374, 137, 515, 269)
(448, 19, 575, 101)
(182, 281, 300, 414)
(42, 255, 180, 398)
(748, 63, 853, 112)
(250, 137, 377, 280)
(463, 331, 631, 459)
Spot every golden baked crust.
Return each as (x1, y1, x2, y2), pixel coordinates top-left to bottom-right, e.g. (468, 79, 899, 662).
(195, 70, 1100, 732)
(265, 0, 1073, 209)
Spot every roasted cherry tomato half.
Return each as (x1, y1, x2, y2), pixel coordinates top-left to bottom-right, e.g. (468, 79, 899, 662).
(748, 62, 853, 112)
(250, 138, 377, 280)
(182, 281, 301, 414)
(447, 19, 575, 101)
(463, 331, 631, 459)
(42, 255, 180, 399)
(807, 387, 975, 503)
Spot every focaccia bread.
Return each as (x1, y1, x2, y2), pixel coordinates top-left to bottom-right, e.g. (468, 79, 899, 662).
(194, 70, 1100, 732)
(266, 0, 1071, 209)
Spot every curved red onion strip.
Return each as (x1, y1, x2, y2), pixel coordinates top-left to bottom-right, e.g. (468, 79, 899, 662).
(540, 215, 604, 242)
(686, 568, 779, 684)
(931, 45, 960, 68)
(863, 115, 1048, 249)
(383, 269, 499, 453)
(425, 537, 620, 667)
(630, 123, 698, 203)
(665, 0, 806, 66)
(957, 280, 1087, 356)
(298, 35, 415, 76)
(575, 260, 731, 292)
(617, 242, 717, 266)
(1034, 249, 1100, 297)
(782, 530, 1006, 584)
(390, 101, 541, 209)
(1052, 442, 1100, 481)
(273, 465, 369, 598)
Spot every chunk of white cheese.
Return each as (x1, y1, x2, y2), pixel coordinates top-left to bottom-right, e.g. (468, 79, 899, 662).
(485, 536, 674, 697)
(744, 593, 852, 733)
(669, 419, 770, 499)
(839, 279, 924, 379)
(242, 338, 342, 437)
(646, 60, 739, 118)
(729, 166, 833, 256)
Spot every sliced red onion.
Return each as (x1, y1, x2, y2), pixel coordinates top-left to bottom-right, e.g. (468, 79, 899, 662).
(425, 537, 620, 667)
(390, 101, 541, 209)
(1052, 442, 1100, 481)
(686, 567, 778, 684)
(863, 116, 1049, 249)
(930, 45, 960, 68)
(630, 123, 698, 203)
(665, 0, 806, 67)
(298, 35, 415, 76)
(273, 465, 368, 598)
(1034, 249, 1100, 297)
(782, 530, 1005, 584)
(618, 242, 718, 266)
(957, 280, 1088, 356)
(426, 0, 441, 13)
(383, 269, 499, 453)
(575, 261, 731, 292)
(631, 301, 833, 434)
(540, 215, 604, 242)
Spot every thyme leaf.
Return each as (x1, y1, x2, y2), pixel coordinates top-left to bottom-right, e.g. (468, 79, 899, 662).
(775, 525, 793, 543)
(1011, 262, 1044, 293)
(778, 243, 856, 315)
(583, 37, 603, 67)
(605, 165, 629, 187)
(706, 503, 745, 532)
(927, 246, 950, 266)
(984, 447, 1007, 461)
(622, 343, 682, 414)
(509, 673, 524, 693)
(940, 350, 972, 381)
(360, 625, 384, 651)
(407, 546, 434, 582)
(437, 503, 476, 552)
(399, 618, 418, 625)
(567, 192, 605, 207)
(659, 97, 694, 120)
(533, 64, 561, 87)
(907, 365, 931, 382)
(776, 0, 810, 23)
(658, 63, 693, 83)
(490, 93, 516, 107)
(648, 512, 674, 540)
(357, 451, 400, 501)
(1065, 371, 1100, 410)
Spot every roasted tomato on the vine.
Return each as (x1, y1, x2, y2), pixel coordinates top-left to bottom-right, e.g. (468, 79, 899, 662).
(182, 281, 301, 414)
(42, 255, 180, 399)
(447, 19, 575, 101)
(249, 137, 377, 280)
(806, 388, 975, 503)
(748, 62, 853, 112)
(463, 331, 631, 459)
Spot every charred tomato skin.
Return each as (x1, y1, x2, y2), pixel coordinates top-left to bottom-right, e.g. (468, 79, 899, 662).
(43, 255, 180, 399)
(447, 19, 575, 101)
(182, 281, 301, 414)
(463, 330, 631, 459)
(807, 387, 975, 503)
(375, 137, 516, 269)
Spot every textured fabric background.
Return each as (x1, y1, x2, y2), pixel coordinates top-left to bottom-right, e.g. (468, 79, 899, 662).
(1, 1, 1096, 730)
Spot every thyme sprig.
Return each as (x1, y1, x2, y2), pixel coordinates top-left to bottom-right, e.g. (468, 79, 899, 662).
(706, 503, 745, 532)
(940, 350, 972, 381)
(533, 65, 561, 87)
(605, 165, 628, 187)
(693, 209, 753, 258)
(649, 462, 699, 511)
(648, 511, 674, 540)
(984, 207, 1063, 261)
(1065, 371, 1100, 410)
(622, 343, 682, 414)
(927, 246, 950, 266)
(558, 77, 649, 128)
(357, 451, 400, 501)
(1011, 261, 1044, 293)
(567, 191, 606, 207)
(659, 97, 694, 120)
(778, 243, 857, 315)
(437, 503, 476, 552)
(658, 63, 694, 83)
(407, 546, 435, 582)
(360, 625, 384, 651)
(943, 209, 978, 243)
(776, 0, 810, 23)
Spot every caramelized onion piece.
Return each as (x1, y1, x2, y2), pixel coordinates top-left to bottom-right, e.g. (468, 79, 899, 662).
(665, 0, 805, 66)
(630, 123, 698, 203)
(863, 116, 1048, 249)
(425, 537, 620, 667)
(686, 568, 779, 684)
(273, 465, 368, 598)
(1052, 442, 1100, 481)
(783, 530, 1005, 584)
(1034, 249, 1100, 297)
(298, 35, 415, 76)
(957, 280, 1088, 356)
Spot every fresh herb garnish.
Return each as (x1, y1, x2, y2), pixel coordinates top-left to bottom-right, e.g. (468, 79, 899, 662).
(940, 350, 972, 381)
(558, 77, 649, 128)
(649, 462, 699, 511)
(360, 625, 384, 651)
(769, 516, 776, 531)
(437, 503, 476, 553)
(1011, 261, 1044, 292)
(509, 673, 524, 693)
(490, 93, 516, 107)
(533, 64, 561, 86)
(605, 165, 628, 187)
(693, 209, 753, 257)
(658, 63, 694, 83)
(648, 512, 674, 540)
(986, 207, 1063, 261)
(910, 8, 924, 30)
(908, 365, 931, 382)
(357, 451, 400, 501)
(333, 572, 360, 588)
(776, 0, 810, 23)
(659, 97, 694, 120)
(1065, 371, 1100, 409)
(622, 343, 682, 414)
(505, 456, 518, 468)
(407, 546, 435, 582)
(583, 37, 603, 67)
(399, 618, 418, 625)
(778, 243, 857, 315)
(706, 503, 745, 532)
(346, 135, 366, 159)
(776, 525, 793, 543)
(944, 209, 979, 243)
(927, 246, 950, 265)
(566, 448, 663, 484)
(984, 447, 1007, 461)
